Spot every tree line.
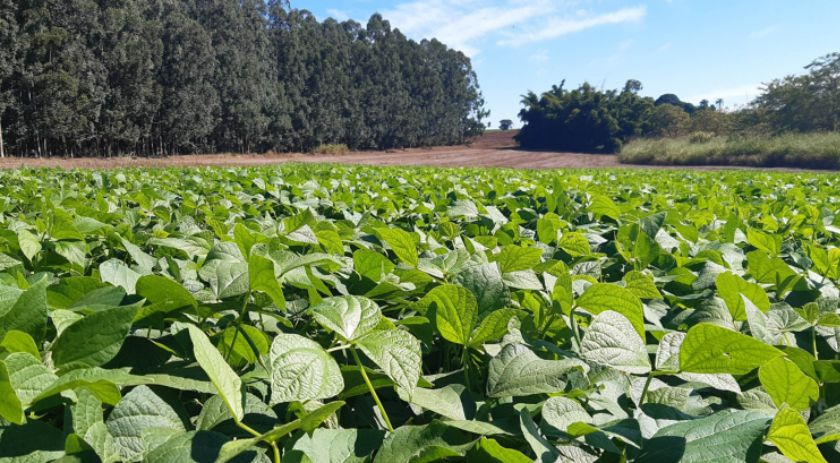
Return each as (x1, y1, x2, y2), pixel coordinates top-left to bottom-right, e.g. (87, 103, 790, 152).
(517, 52, 840, 153)
(0, 0, 488, 158)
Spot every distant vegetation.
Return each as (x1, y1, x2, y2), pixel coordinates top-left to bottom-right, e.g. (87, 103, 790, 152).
(517, 52, 840, 168)
(0, 1, 487, 157)
(620, 132, 840, 169)
(499, 119, 514, 131)
(515, 79, 724, 153)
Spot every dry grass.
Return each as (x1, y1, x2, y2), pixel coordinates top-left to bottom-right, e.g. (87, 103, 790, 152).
(620, 132, 840, 169)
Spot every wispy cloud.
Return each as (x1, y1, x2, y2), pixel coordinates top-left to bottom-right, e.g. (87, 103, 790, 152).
(380, 1, 646, 56)
(748, 26, 777, 40)
(326, 8, 350, 21)
(687, 84, 762, 106)
(498, 6, 646, 47)
(529, 49, 551, 64)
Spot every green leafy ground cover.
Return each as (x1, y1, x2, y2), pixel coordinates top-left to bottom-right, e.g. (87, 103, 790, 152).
(0, 165, 839, 462)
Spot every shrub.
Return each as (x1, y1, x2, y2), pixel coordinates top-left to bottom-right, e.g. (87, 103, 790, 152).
(688, 131, 715, 144)
(310, 143, 350, 155)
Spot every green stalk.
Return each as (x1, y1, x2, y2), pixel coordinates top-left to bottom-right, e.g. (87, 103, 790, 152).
(235, 421, 281, 463)
(225, 291, 251, 362)
(569, 309, 582, 350)
(812, 326, 819, 359)
(638, 374, 654, 406)
(351, 347, 394, 432)
(461, 347, 471, 392)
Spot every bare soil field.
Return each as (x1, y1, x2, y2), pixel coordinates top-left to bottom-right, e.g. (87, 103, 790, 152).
(0, 131, 817, 171)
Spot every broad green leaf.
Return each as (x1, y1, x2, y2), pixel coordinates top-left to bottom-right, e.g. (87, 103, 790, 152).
(145, 431, 239, 463)
(269, 333, 343, 403)
(311, 296, 381, 341)
(542, 396, 592, 434)
(576, 283, 645, 337)
(590, 194, 621, 220)
(655, 332, 742, 393)
(680, 323, 783, 375)
(105, 385, 185, 461)
(580, 310, 651, 375)
(99, 258, 143, 294)
(52, 305, 138, 372)
(0, 277, 48, 341)
(72, 388, 104, 438)
(120, 237, 157, 272)
(466, 437, 532, 463)
(185, 324, 244, 422)
(199, 243, 249, 299)
(353, 249, 395, 282)
(372, 422, 474, 463)
(747, 228, 781, 255)
(622, 271, 662, 300)
(486, 343, 588, 398)
(5, 352, 57, 405)
(286, 428, 384, 463)
(397, 384, 474, 421)
(767, 405, 827, 463)
(356, 329, 422, 395)
(716, 272, 770, 321)
(495, 245, 543, 273)
(219, 325, 268, 367)
(637, 410, 770, 463)
(470, 309, 520, 346)
(17, 229, 42, 262)
(759, 356, 819, 410)
(376, 228, 418, 267)
(0, 360, 24, 424)
(248, 253, 285, 309)
(558, 232, 591, 257)
(0, 420, 65, 462)
(217, 402, 345, 462)
(421, 284, 478, 346)
(135, 275, 197, 319)
(453, 263, 509, 314)
(0, 330, 40, 359)
(810, 404, 840, 444)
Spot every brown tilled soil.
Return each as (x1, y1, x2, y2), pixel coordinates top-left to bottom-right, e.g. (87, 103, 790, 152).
(0, 131, 816, 171)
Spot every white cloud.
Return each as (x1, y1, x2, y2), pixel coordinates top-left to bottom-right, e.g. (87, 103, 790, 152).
(326, 9, 350, 21)
(498, 6, 646, 47)
(687, 84, 762, 106)
(378, 1, 646, 56)
(748, 26, 777, 40)
(529, 49, 550, 64)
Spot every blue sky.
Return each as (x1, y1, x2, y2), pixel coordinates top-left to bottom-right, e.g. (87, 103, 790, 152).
(300, 0, 840, 127)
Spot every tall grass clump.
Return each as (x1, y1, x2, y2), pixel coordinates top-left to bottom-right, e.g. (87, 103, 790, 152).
(620, 132, 840, 169)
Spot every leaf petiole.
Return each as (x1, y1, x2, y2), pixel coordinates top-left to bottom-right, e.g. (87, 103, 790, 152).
(351, 347, 394, 432)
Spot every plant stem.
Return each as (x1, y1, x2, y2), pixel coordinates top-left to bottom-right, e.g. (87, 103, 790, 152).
(461, 347, 471, 391)
(236, 420, 281, 463)
(812, 327, 819, 359)
(639, 375, 654, 406)
(351, 347, 394, 432)
(271, 442, 281, 463)
(327, 344, 351, 353)
(225, 291, 251, 361)
(569, 309, 582, 350)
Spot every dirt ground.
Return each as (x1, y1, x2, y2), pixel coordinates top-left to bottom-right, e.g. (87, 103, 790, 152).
(0, 131, 817, 171)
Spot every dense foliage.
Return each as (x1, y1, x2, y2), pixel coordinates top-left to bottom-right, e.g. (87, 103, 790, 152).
(0, 164, 839, 462)
(518, 52, 839, 156)
(515, 80, 722, 153)
(0, 1, 487, 157)
(755, 52, 840, 133)
(621, 132, 840, 169)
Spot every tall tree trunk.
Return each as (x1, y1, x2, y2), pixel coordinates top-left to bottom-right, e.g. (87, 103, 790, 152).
(0, 118, 5, 158)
